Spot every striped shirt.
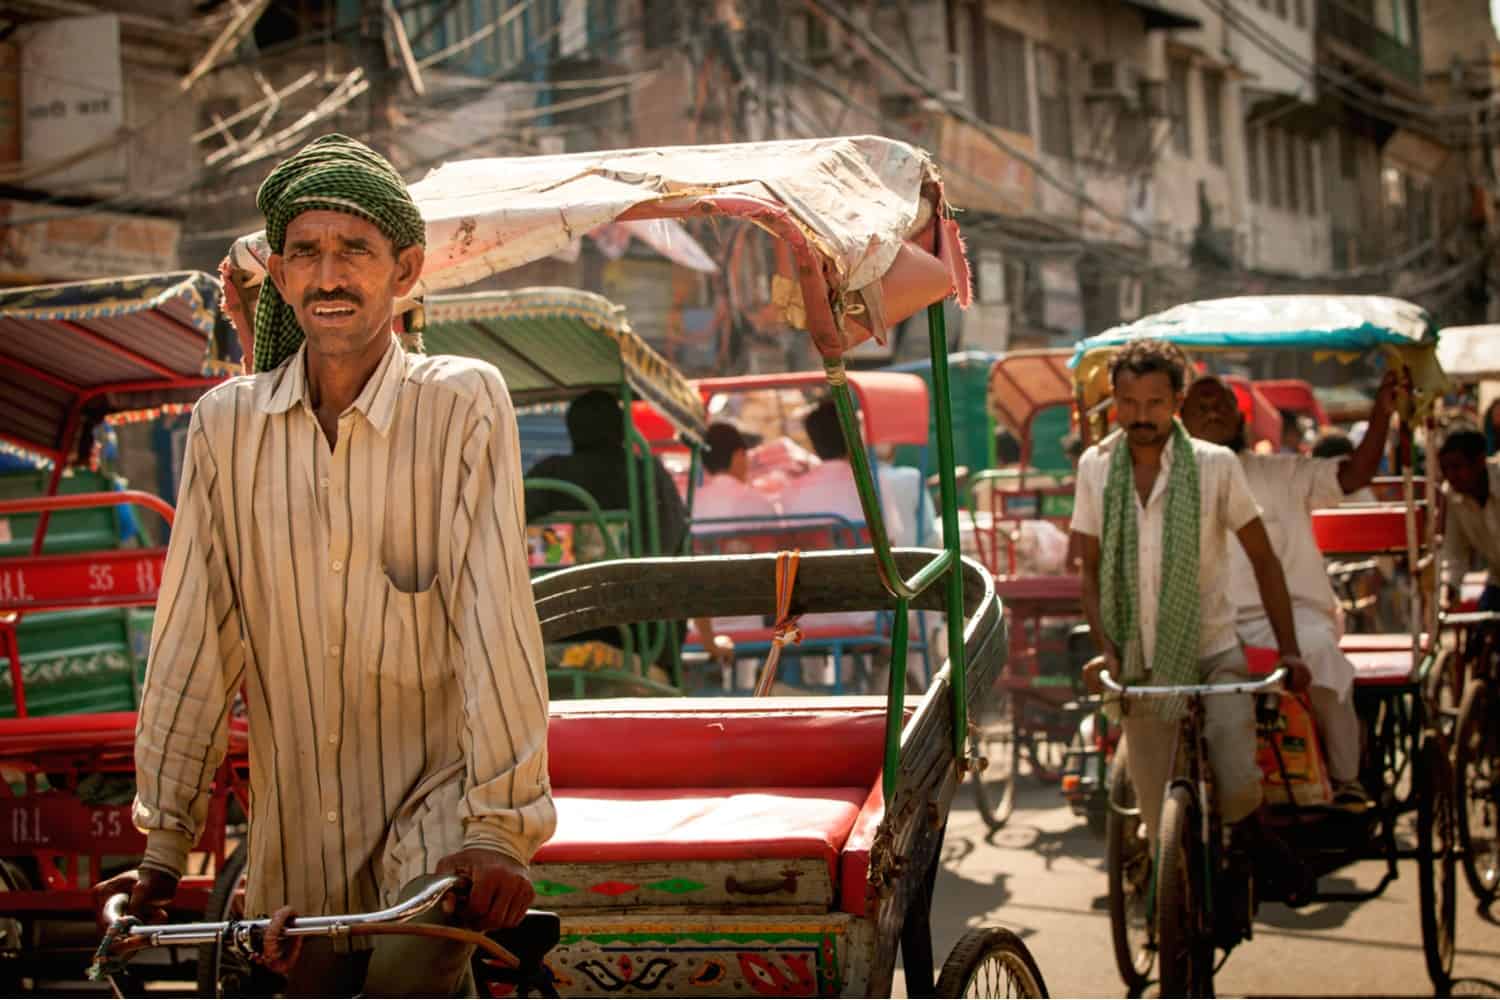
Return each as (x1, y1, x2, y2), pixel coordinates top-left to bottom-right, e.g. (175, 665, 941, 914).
(133, 335, 556, 917)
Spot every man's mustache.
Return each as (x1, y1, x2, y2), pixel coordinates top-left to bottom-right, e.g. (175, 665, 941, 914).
(304, 289, 362, 308)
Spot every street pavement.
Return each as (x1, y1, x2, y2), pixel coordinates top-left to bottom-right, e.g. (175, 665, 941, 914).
(897, 773, 1500, 998)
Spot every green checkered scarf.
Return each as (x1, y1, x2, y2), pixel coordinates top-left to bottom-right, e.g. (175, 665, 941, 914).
(252, 133, 426, 373)
(1100, 419, 1200, 720)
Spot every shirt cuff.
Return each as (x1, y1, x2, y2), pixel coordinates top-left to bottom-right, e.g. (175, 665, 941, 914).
(141, 830, 193, 879)
(461, 818, 531, 869)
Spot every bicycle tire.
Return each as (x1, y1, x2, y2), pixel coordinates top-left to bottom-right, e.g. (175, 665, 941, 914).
(1156, 785, 1214, 998)
(1105, 750, 1153, 993)
(195, 841, 250, 998)
(973, 686, 1018, 832)
(934, 926, 1050, 998)
(1455, 679, 1499, 904)
(1417, 734, 1457, 995)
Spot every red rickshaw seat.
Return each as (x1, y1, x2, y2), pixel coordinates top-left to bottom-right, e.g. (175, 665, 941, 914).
(1348, 649, 1415, 686)
(538, 787, 865, 872)
(543, 699, 896, 909)
(1339, 633, 1427, 653)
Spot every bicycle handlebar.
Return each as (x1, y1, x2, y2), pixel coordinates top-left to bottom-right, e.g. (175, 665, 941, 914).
(102, 876, 461, 951)
(1098, 667, 1287, 700)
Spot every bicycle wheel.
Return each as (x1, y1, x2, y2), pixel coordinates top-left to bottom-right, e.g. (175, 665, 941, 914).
(935, 926, 1050, 998)
(1417, 733, 1457, 995)
(1156, 785, 1214, 999)
(195, 842, 250, 998)
(1455, 679, 1499, 903)
(1424, 648, 1462, 743)
(1106, 750, 1154, 993)
(973, 685, 1018, 832)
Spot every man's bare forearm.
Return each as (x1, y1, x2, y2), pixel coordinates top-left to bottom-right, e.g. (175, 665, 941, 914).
(1252, 552, 1301, 659)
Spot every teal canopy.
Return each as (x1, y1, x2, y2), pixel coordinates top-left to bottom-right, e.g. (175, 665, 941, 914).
(1071, 294, 1437, 368)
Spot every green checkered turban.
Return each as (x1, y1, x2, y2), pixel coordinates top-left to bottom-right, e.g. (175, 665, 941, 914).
(252, 133, 426, 373)
(1099, 419, 1201, 720)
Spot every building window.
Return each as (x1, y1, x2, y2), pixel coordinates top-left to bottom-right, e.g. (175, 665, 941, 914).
(1339, 127, 1357, 179)
(975, 21, 1030, 135)
(1274, 0, 1289, 17)
(1265, 127, 1283, 208)
(1247, 125, 1262, 203)
(1168, 58, 1190, 157)
(1036, 45, 1072, 158)
(1285, 132, 1300, 213)
(1293, 0, 1307, 27)
(1203, 70, 1224, 166)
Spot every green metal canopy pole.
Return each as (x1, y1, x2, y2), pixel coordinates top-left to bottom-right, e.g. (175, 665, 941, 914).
(924, 302, 969, 763)
(882, 598, 910, 807)
(825, 364, 956, 601)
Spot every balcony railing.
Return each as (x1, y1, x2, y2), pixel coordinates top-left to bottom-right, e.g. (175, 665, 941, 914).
(1318, 0, 1420, 87)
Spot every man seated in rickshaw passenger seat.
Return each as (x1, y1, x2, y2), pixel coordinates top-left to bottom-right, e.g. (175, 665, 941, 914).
(1438, 429, 1500, 612)
(524, 388, 689, 559)
(1182, 372, 1399, 810)
(780, 398, 909, 545)
(110, 134, 557, 998)
(1072, 340, 1309, 891)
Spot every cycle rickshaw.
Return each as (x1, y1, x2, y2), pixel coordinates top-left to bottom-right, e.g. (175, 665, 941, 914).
(98, 135, 1050, 998)
(1073, 295, 1458, 996)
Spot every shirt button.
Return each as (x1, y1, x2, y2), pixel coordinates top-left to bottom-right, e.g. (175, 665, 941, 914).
(329, 644, 341, 656)
(319, 477, 330, 489)
(328, 731, 338, 744)
(331, 560, 344, 572)
(326, 811, 338, 824)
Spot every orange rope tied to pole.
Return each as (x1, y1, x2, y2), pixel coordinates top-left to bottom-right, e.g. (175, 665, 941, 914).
(753, 550, 804, 697)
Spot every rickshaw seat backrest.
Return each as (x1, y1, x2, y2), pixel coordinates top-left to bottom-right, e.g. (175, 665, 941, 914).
(1310, 503, 1427, 556)
(546, 699, 894, 789)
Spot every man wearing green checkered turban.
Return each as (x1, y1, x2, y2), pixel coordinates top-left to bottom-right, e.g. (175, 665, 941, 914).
(254, 132, 427, 375)
(1071, 338, 1314, 912)
(111, 132, 557, 997)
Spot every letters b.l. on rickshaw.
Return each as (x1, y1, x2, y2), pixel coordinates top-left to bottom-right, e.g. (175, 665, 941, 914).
(99, 136, 1050, 998)
(0, 271, 239, 988)
(1072, 295, 1459, 996)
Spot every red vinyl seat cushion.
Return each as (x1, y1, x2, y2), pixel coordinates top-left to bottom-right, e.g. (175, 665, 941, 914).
(537, 787, 866, 876)
(1348, 649, 1414, 686)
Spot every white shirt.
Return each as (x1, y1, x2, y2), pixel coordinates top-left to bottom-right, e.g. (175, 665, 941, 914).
(1071, 431, 1262, 668)
(1442, 460, 1500, 589)
(1228, 453, 1346, 623)
(779, 459, 908, 546)
(691, 472, 778, 531)
(877, 463, 937, 547)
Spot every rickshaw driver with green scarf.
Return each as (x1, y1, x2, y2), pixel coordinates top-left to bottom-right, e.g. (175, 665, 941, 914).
(1072, 339, 1313, 906)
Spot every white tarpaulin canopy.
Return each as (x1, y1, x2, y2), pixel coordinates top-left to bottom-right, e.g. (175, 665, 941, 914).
(1436, 325, 1500, 379)
(225, 135, 962, 358)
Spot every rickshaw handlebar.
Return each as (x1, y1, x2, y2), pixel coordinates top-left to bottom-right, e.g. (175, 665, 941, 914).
(1098, 668, 1287, 700)
(102, 875, 459, 949)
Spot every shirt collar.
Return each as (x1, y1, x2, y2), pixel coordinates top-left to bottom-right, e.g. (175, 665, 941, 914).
(254, 335, 407, 436)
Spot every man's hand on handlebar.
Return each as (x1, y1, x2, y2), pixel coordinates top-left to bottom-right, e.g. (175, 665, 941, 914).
(436, 847, 534, 931)
(93, 867, 178, 925)
(1082, 649, 1119, 696)
(1279, 654, 1312, 694)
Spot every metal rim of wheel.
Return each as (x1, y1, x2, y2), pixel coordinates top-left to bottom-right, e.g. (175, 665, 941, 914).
(1105, 750, 1154, 992)
(1455, 680, 1499, 903)
(1155, 784, 1213, 999)
(973, 686, 1018, 832)
(1417, 734, 1457, 994)
(934, 926, 1050, 998)
(195, 842, 250, 998)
